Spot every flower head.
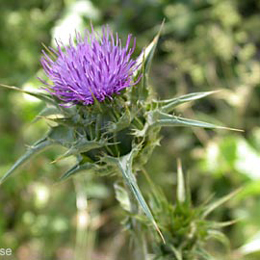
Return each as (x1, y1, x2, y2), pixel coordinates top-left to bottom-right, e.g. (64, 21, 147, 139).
(40, 25, 139, 106)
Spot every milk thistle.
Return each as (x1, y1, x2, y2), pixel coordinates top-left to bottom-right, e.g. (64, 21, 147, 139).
(0, 23, 239, 259)
(40, 25, 139, 106)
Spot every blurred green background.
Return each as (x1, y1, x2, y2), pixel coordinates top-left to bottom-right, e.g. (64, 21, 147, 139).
(0, 0, 260, 259)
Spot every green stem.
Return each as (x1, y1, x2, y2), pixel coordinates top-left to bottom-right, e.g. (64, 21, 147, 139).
(126, 184, 148, 260)
(73, 175, 95, 260)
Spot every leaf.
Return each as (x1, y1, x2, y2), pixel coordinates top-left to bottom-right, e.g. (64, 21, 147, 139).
(45, 116, 82, 127)
(33, 106, 64, 123)
(169, 245, 183, 260)
(114, 183, 131, 212)
(131, 21, 164, 102)
(0, 138, 53, 184)
(157, 91, 219, 113)
(134, 20, 164, 76)
(47, 125, 75, 146)
(207, 230, 230, 248)
(104, 149, 165, 242)
(0, 83, 56, 105)
(150, 110, 242, 131)
(34, 103, 77, 123)
(195, 248, 216, 260)
(59, 162, 97, 182)
(210, 219, 239, 228)
(0, 84, 76, 116)
(177, 159, 186, 204)
(202, 188, 242, 218)
(107, 107, 132, 133)
(54, 137, 111, 162)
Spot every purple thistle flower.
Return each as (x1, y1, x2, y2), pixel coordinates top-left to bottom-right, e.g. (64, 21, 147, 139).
(40, 25, 140, 106)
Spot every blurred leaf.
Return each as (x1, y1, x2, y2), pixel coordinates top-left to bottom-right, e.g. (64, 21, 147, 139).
(238, 231, 260, 255)
(195, 248, 216, 260)
(0, 138, 53, 184)
(202, 189, 241, 218)
(158, 91, 219, 113)
(0, 84, 56, 105)
(210, 220, 239, 228)
(235, 138, 260, 179)
(114, 183, 131, 212)
(235, 181, 260, 201)
(33, 106, 65, 123)
(177, 158, 186, 204)
(169, 245, 182, 260)
(207, 230, 230, 248)
(219, 136, 238, 168)
(59, 162, 97, 182)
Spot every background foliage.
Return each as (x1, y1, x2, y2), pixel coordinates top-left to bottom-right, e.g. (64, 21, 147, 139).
(0, 0, 259, 259)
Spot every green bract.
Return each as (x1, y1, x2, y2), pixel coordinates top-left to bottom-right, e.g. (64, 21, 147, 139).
(147, 162, 240, 259)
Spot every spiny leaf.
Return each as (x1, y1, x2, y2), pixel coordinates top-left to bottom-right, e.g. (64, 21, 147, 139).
(134, 20, 164, 76)
(33, 106, 65, 123)
(150, 110, 243, 131)
(44, 116, 82, 127)
(202, 188, 242, 218)
(104, 149, 165, 243)
(59, 162, 97, 182)
(53, 138, 113, 162)
(0, 83, 75, 116)
(0, 83, 56, 105)
(157, 91, 219, 113)
(33, 103, 77, 123)
(47, 125, 75, 145)
(135, 110, 242, 138)
(0, 138, 53, 184)
(132, 21, 164, 102)
(65, 139, 108, 155)
(107, 107, 132, 133)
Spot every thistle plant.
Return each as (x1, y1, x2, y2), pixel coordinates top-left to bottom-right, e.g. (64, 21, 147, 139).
(0, 23, 240, 259)
(40, 25, 139, 106)
(139, 160, 240, 260)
